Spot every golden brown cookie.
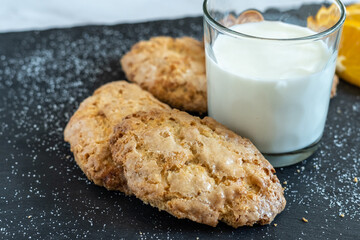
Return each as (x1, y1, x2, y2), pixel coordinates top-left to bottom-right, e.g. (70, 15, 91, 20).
(110, 109, 286, 227)
(331, 74, 339, 98)
(121, 37, 207, 113)
(64, 81, 170, 192)
(222, 10, 264, 27)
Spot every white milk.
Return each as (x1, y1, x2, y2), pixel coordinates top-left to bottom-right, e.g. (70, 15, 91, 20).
(206, 21, 336, 154)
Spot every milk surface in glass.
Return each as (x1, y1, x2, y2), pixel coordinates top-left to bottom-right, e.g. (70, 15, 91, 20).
(206, 21, 336, 154)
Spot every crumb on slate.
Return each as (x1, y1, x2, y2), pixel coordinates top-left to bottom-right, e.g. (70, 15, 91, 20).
(302, 217, 308, 223)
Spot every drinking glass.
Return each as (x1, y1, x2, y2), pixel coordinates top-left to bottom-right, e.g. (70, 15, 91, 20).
(203, 0, 346, 167)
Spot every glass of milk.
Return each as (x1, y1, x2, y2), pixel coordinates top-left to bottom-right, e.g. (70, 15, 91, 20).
(203, 0, 345, 167)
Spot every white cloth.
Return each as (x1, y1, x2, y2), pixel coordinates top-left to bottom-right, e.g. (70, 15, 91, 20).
(0, 0, 204, 32)
(0, 0, 352, 33)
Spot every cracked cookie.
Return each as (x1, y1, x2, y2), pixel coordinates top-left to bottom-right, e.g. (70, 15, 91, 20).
(64, 81, 170, 192)
(110, 109, 286, 227)
(120, 37, 207, 113)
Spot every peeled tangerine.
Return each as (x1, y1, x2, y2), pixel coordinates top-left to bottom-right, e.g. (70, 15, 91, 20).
(308, 3, 360, 87)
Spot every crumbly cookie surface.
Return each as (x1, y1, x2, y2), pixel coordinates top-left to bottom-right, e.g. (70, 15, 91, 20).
(121, 37, 207, 113)
(64, 81, 170, 192)
(110, 109, 286, 227)
(331, 74, 339, 98)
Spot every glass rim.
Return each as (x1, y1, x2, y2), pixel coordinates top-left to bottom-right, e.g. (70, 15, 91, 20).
(203, 0, 346, 41)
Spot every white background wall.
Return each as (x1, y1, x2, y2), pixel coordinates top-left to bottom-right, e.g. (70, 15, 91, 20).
(0, 0, 352, 33)
(0, 0, 204, 32)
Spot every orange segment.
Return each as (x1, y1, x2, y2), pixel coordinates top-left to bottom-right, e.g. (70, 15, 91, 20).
(337, 18, 360, 87)
(308, 3, 360, 88)
(346, 4, 360, 21)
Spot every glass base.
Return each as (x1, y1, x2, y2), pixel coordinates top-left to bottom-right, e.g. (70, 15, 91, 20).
(263, 139, 321, 168)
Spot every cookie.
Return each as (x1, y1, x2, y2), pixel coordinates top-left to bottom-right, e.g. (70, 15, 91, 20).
(222, 10, 264, 27)
(331, 74, 339, 98)
(110, 109, 286, 227)
(121, 37, 207, 113)
(64, 81, 170, 192)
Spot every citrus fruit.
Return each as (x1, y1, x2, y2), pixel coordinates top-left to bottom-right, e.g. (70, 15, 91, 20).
(337, 4, 360, 87)
(308, 3, 360, 88)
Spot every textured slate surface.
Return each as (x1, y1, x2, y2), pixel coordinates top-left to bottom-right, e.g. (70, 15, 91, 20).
(0, 16, 359, 240)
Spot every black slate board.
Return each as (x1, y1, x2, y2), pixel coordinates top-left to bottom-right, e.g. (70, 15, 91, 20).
(0, 16, 359, 240)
